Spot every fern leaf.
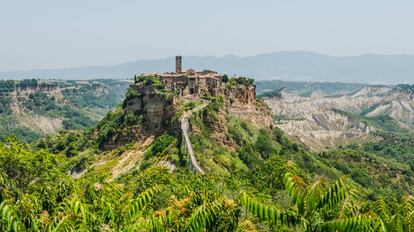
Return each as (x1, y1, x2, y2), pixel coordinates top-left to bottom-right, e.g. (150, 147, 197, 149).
(320, 215, 385, 232)
(188, 200, 222, 232)
(372, 198, 391, 223)
(0, 201, 23, 232)
(239, 192, 298, 226)
(316, 177, 350, 211)
(124, 185, 161, 223)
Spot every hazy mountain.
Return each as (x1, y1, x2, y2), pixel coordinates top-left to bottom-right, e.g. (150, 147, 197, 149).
(1, 51, 414, 84)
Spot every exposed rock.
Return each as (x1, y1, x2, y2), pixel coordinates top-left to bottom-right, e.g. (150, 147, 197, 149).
(351, 86, 391, 98)
(70, 168, 87, 179)
(224, 85, 272, 128)
(201, 112, 231, 148)
(264, 85, 414, 150)
(126, 85, 175, 135)
(156, 160, 176, 173)
(108, 137, 154, 181)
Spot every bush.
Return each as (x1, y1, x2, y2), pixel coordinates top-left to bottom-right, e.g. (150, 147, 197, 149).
(228, 77, 254, 86)
(124, 112, 143, 125)
(222, 74, 229, 83)
(254, 129, 279, 159)
(135, 75, 164, 90)
(145, 134, 175, 158)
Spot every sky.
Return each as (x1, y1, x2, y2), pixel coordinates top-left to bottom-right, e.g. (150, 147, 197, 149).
(0, 0, 413, 71)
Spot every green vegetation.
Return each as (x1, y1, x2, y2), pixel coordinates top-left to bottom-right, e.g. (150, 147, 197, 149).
(16, 79, 40, 89)
(332, 108, 410, 133)
(256, 80, 368, 96)
(95, 107, 130, 149)
(365, 132, 414, 170)
(0, 116, 43, 143)
(318, 146, 414, 199)
(61, 79, 127, 108)
(0, 79, 129, 143)
(241, 162, 383, 231)
(0, 76, 414, 231)
(316, 130, 414, 199)
(259, 88, 283, 98)
(0, 80, 15, 115)
(132, 75, 178, 102)
(134, 75, 163, 88)
(183, 100, 201, 111)
(222, 74, 229, 83)
(1, 126, 413, 231)
(228, 77, 255, 86)
(394, 84, 414, 93)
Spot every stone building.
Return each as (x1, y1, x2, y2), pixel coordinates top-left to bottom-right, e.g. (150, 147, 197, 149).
(140, 56, 223, 96)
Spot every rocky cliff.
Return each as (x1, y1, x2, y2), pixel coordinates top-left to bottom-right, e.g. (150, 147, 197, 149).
(97, 76, 274, 151)
(125, 85, 175, 134)
(224, 84, 272, 128)
(264, 85, 414, 150)
(95, 81, 179, 149)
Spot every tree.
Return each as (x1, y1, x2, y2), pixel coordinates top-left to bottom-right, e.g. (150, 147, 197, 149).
(222, 74, 229, 83)
(373, 195, 414, 232)
(240, 161, 384, 231)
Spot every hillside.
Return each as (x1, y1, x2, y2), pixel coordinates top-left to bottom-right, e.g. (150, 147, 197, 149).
(0, 79, 129, 142)
(2, 52, 414, 84)
(256, 80, 370, 96)
(263, 84, 414, 150)
(0, 75, 413, 231)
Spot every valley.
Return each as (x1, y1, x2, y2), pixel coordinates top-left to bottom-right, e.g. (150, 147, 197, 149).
(3, 1, 414, 231)
(0, 79, 129, 142)
(0, 71, 413, 231)
(261, 84, 414, 150)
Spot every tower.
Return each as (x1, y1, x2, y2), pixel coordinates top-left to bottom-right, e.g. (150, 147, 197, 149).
(176, 56, 182, 73)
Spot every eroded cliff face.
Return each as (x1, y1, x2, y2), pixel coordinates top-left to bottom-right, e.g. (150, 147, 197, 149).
(15, 83, 59, 92)
(271, 108, 373, 151)
(125, 87, 175, 135)
(95, 86, 176, 150)
(10, 84, 65, 115)
(224, 85, 272, 128)
(264, 86, 414, 151)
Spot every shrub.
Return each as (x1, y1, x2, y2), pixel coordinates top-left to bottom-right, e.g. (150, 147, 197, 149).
(228, 77, 254, 86)
(254, 129, 279, 159)
(145, 134, 175, 158)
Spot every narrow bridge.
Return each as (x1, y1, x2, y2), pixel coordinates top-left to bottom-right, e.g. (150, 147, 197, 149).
(181, 102, 207, 174)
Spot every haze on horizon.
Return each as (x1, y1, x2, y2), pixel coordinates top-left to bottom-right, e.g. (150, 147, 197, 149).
(1, 0, 414, 71)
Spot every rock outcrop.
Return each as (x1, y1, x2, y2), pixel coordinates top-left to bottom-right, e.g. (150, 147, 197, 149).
(224, 85, 272, 128)
(111, 76, 273, 153)
(125, 85, 175, 135)
(264, 85, 414, 150)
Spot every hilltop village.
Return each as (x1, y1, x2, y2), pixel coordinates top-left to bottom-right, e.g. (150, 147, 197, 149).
(103, 56, 272, 149)
(96, 56, 272, 174)
(133, 56, 224, 97)
(127, 56, 271, 127)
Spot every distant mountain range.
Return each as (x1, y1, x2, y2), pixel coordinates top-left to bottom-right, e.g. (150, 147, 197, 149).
(1, 51, 414, 84)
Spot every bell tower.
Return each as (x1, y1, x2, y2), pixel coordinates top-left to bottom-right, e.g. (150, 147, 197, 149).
(176, 55, 182, 73)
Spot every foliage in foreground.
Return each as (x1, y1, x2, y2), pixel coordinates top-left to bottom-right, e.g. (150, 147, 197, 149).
(1, 82, 414, 231)
(1, 136, 414, 231)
